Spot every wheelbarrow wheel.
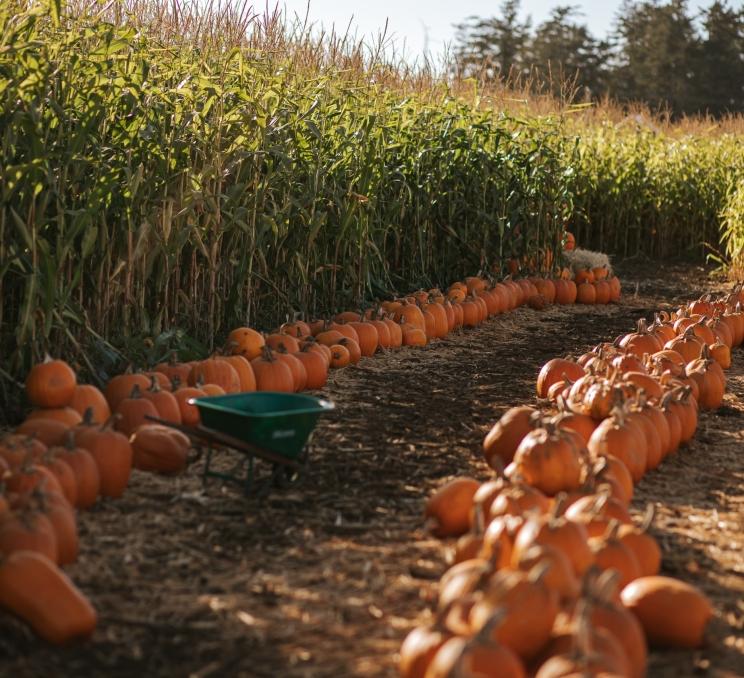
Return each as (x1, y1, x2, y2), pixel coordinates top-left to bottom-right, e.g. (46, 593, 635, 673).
(271, 448, 308, 489)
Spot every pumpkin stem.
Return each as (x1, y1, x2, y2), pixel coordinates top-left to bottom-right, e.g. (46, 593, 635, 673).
(129, 383, 143, 399)
(640, 503, 656, 533)
(148, 374, 161, 393)
(81, 407, 95, 426)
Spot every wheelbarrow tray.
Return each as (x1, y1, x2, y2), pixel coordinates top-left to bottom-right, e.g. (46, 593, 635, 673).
(191, 392, 334, 460)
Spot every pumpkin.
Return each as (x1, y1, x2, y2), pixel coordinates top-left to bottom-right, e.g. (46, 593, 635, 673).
(141, 376, 181, 424)
(329, 344, 351, 369)
(621, 576, 712, 648)
(620, 319, 663, 358)
(73, 418, 132, 499)
(251, 348, 295, 392)
(709, 340, 731, 369)
(226, 327, 265, 360)
(527, 294, 547, 310)
(153, 356, 193, 385)
(511, 503, 594, 576)
(114, 385, 159, 436)
(686, 345, 726, 410)
(537, 359, 586, 399)
(554, 279, 577, 305)
(25, 407, 82, 427)
(329, 322, 360, 344)
(564, 490, 632, 538)
(588, 521, 642, 589)
(295, 346, 329, 389)
(173, 386, 205, 426)
(583, 571, 648, 678)
(469, 567, 559, 662)
(384, 317, 403, 348)
(514, 545, 580, 601)
(14, 419, 69, 448)
(512, 425, 584, 496)
(214, 355, 256, 392)
(576, 282, 596, 304)
(617, 507, 662, 577)
(5, 462, 64, 497)
(425, 478, 479, 538)
(25, 356, 77, 409)
(0, 435, 47, 470)
(536, 611, 632, 678)
(68, 384, 110, 423)
(315, 329, 346, 347)
(0, 550, 97, 644)
(338, 337, 362, 364)
(40, 451, 78, 507)
(482, 407, 538, 468)
(369, 320, 392, 349)
(344, 321, 379, 357)
(424, 631, 526, 678)
(274, 349, 308, 392)
(400, 620, 452, 678)
(402, 326, 428, 347)
(104, 372, 151, 411)
(587, 409, 647, 484)
(265, 332, 300, 354)
(488, 484, 551, 520)
(55, 440, 100, 510)
(279, 320, 312, 338)
(188, 359, 240, 394)
(35, 489, 79, 566)
(197, 382, 224, 397)
(664, 326, 703, 363)
(0, 509, 58, 562)
(130, 424, 190, 474)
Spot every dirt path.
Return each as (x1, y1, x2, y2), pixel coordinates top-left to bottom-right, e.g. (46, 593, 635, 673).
(1, 265, 742, 677)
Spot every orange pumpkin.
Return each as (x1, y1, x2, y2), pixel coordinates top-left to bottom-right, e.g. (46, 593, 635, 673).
(25, 356, 77, 409)
(250, 348, 295, 392)
(188, 359, 240, 394)
(226, 327, 265, 360)
(68, 384, 110, 423)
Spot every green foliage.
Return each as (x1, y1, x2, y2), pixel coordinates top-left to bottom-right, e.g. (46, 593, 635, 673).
(0, 0, 566, 389)
(0, 0, 742, 423)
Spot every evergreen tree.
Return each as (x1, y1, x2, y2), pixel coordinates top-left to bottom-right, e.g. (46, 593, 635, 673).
(611, 0, 700, 113)
(453, 0, 531, 81)
(529, 6, 612, 101)
(695, 1, 744, 115)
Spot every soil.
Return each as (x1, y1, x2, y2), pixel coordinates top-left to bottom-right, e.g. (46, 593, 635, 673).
(1, 264, 743, 678)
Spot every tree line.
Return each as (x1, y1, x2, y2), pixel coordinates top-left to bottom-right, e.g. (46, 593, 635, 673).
(453, 0, 744, 117)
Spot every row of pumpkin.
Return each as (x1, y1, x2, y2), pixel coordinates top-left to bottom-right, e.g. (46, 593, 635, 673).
(400, 288, 742, 677)
(0, 260, 622, 644)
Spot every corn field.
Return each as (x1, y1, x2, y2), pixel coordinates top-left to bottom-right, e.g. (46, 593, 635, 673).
(1, 0, 743, 414)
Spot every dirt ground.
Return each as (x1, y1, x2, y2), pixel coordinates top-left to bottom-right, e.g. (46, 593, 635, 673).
(1, 264, 743, 678)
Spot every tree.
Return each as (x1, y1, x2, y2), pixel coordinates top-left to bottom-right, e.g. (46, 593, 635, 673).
(612, 0, 700, 113)
(528, 6, 612, 101)
(695, 1, 744, 115)
(453, 0, 531, 82)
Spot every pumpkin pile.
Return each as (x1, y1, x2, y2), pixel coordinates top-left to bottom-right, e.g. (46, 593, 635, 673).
(1, 358, 193, 644)
(401, 288, 742, 677)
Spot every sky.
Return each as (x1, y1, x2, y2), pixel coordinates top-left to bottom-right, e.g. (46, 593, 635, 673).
(278, 0, 712, 63)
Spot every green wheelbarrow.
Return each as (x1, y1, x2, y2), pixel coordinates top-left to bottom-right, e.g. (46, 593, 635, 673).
(146, 392, 334, 495)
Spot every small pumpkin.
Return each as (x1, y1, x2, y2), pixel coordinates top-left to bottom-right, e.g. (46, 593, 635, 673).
(425, 478, 480, 538)
(130, 424, 190, 475)
(68, 384, 111, 423)
(226, 327, 265, 360)
(25, 356, 77, 409)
